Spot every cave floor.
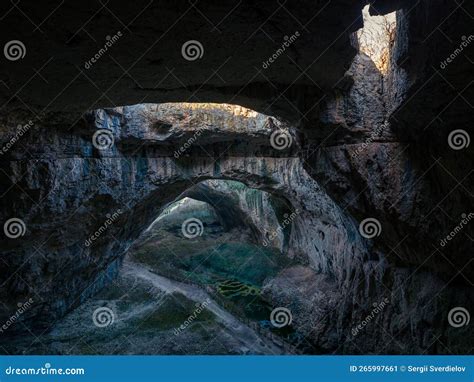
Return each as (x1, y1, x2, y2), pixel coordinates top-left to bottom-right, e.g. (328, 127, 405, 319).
(4, 219, 315, 355)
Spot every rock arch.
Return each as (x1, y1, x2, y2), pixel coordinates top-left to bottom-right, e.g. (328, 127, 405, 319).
(0, 104, 367, 333)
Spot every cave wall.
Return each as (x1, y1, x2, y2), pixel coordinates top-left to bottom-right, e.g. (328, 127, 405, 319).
(306, 0, 473, 279)
(182, 180, 288, 251)
(0, 105, 368, 338)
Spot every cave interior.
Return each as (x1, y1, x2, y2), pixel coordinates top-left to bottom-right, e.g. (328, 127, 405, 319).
(0, 0, 473, 355)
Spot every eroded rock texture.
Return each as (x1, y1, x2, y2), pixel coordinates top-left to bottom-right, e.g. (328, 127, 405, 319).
(182, 180, 289, 251)
(0, 0, 472, 354)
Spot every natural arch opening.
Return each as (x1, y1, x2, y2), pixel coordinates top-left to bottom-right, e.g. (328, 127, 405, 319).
(5, 176, 325, 355)
(120, 178, 321, 355)
(356, 5, 396, 74)
(4, 102, 346, 355)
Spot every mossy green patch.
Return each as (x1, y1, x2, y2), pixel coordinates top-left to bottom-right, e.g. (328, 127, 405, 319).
(188, 242, 291, 286)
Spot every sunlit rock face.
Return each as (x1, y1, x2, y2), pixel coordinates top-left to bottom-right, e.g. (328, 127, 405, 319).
(306, 4, 473, 277)
(86, 103, 298, 157)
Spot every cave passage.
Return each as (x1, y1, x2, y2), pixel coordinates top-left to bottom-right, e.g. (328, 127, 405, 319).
(3, 180, 320, 355)
(3, 96, 471, 356)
